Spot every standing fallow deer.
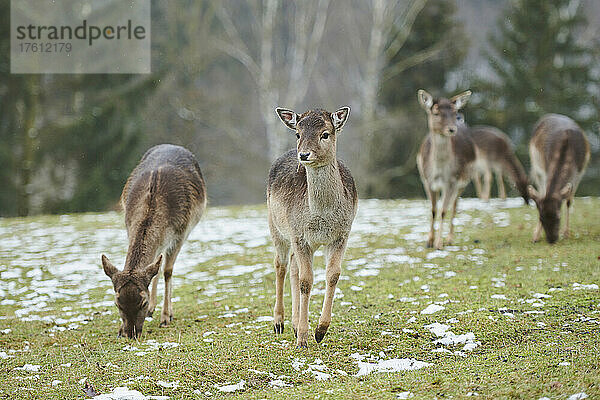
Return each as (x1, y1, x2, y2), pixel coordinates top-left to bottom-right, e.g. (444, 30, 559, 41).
(101, 144, 207, 338)
(268, 106, 357, 348)
(417, 89, 476, 249)
(457, 114, 529, 203)
(528, 114, 590, 243)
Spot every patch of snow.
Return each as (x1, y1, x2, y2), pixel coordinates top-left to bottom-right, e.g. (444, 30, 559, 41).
(572, 283, 598, 290)
(567, 393, 588, 400)
(156, 381, 179, 389)
(355, 358, 431, 376)
(92, 386, 169, 400)
(216, 380, 245, 393)
(14, 364, 41, 372)
(427, 250, 449, 259)
(424, 322, 480, 352)
(421, 304, 445, 315)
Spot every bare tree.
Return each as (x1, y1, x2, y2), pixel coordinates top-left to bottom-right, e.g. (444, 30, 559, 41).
(215, 0, 330, 161)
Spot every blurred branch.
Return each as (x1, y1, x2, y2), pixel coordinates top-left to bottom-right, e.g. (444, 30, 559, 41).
(215, 5, 261, 84)
(384, 0, 427, 60)
(382, 39, 448, 82)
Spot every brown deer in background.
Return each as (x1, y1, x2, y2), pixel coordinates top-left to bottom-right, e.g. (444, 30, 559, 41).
(102, 144, 207, 338)
(457, 113, 529, 204)
(528, 114, 590, 243)
(268, 106, 357, 348)
(417, 90, 476, 249)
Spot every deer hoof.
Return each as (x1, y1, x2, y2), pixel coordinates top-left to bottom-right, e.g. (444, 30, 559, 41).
(296, 332, 309, 348)
(315, 325, 329, 343)
(159, 314, 173, 327)
(273, 321, 284, 334)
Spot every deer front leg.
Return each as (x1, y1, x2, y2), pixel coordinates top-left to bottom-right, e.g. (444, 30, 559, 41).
(160, 246, 181, 327)
(147, 275, 159, 317)
(447, 196, 459, 245)
(315, 239, 346, 343)
(273, 252, 288, 334)
(473, 172, 483, 198)
(533, 220, 542, 243)
(289, 253, 300, 336)
(293, 241, 314, 348)
(495, 170, 506, 199)
(427, 189, 437, 248)
(436, 188, 458, 249)
(482, 168, 492, 201)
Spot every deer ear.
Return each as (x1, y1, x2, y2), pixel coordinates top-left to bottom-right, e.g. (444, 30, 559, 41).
(102, 255, 118, 279)
(417, 89, 434, 110)
(331, 106, 350, 132)
(559, 183, 572, 199)
(527, 185, 540, 203)
(142, 254, 162, 285)
(450, 90, 472, 110)
(276, 108, 298, 131)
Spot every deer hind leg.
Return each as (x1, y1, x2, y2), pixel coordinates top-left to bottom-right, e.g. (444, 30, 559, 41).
(495, 168, 506, 199)
(473, 171, 483, 198)
(289, 253, 300, 336)
(562, 197, 572, 239)
(315, 239, 346, 343)
(293, 241, 314, 348)
(147, 275, 159, 317)
(427, 188, 438, 248)
(160, 243, 182, 327)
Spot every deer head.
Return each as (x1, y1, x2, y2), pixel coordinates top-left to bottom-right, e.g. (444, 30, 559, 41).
(276, 107, 350, 168)
(528, 184, 572, 243)
(101, 254, 162, 338)
(418, 89, 471, 137)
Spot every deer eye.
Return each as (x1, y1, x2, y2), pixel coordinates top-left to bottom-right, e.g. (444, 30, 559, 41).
(321, 131, 330, 140)
(296, 132, 300, 140)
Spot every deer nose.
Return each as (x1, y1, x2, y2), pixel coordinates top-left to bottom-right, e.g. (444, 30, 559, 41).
(447, 126, 457, 134)
(299, 152, 311, 161)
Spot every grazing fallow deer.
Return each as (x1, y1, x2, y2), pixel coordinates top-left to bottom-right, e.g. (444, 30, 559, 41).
(102, 144, 207, 338)
(458, 115, 529, 203)
(417, 89, 476, 249)
(268, 106, 358, 348)
(528, 114, 590, 243)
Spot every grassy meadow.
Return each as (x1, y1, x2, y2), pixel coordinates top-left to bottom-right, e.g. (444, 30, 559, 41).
(0, 198, 599, 399)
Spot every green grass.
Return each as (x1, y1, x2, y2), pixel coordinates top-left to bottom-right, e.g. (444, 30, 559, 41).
(0, 198, 599, 399)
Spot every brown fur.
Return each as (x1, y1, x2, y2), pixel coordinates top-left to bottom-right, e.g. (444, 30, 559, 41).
(269, 106, 357, 347)
(102, 144, 207, 338)
(464, 124, 529, 203)
(417, 90, 476, 249)
(528, 114, 590, 243)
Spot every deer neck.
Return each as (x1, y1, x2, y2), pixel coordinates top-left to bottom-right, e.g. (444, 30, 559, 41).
(430, 132, 453, 164)
(546, 162, 574, 198)
(124, 221, 162, 272)
(304, 162, 343, 213)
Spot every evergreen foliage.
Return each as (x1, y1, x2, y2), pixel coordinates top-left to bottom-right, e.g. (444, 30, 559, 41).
(470, 0, 599, 154)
